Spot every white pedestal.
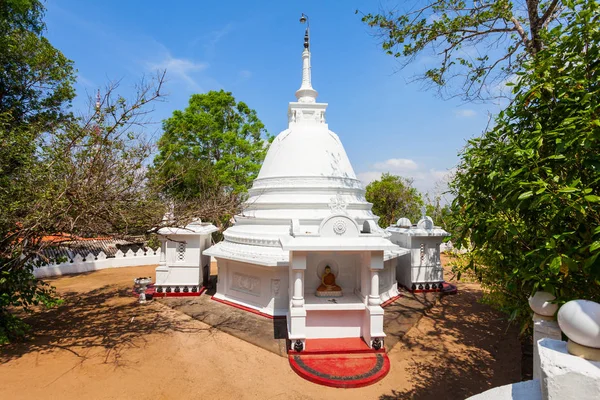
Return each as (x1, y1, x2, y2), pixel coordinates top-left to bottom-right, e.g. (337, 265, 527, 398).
(533, 315, 561, 380)
(538, 338, 600, 400)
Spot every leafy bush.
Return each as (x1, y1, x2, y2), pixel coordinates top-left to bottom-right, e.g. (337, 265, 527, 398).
(449, 0, 600, 329)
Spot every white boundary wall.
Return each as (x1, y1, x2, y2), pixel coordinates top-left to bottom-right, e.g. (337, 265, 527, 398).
(33, 248, 160, 278)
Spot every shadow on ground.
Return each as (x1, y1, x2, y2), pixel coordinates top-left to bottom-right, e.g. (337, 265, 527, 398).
(162, 276, 440, 357)
(379, 285, 521, 400)
(0, 284, 214, 366)
(160, 275, 290, 356)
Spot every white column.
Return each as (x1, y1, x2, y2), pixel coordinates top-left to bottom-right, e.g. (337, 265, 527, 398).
(369, 269, 381, 306)
(155, 237, 169, 287)
(368, 251, 383, 306)
(288, 251, 307, 348)
(159, 238, 167, 267)
(292, 270, 305, 307)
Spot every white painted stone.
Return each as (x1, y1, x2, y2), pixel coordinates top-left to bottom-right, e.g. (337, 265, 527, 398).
(396, 217, 412, 228)
(114, 249, 124, 259)
(416, 216, 434, 230)
(557, 300, 600, 348)
(539, 338, 600, 400)
(529, 292, 558, 317)
(466, 379, 542, 400)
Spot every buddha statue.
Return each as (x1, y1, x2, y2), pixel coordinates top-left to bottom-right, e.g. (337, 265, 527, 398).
(316, 265, 342, 297)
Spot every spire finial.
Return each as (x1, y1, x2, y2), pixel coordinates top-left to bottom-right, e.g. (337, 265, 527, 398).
(95, 89, 101, 111)
(295, 14, 318, 103)
(300, 13, 309, 50)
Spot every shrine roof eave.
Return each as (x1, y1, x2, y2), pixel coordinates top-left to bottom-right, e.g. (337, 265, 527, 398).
(386, 226, 450, 237)
(281, 236, 401, 252)
(157, 225, 219, 236)
(385, 248, 410, 260)
(203, 243, 289, 267)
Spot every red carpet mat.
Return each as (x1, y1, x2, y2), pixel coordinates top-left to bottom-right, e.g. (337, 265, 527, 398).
(289, 338, 390, 388)
(289, 352, 390, 388)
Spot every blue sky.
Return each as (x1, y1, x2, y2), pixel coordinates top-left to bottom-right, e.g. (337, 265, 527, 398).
(44, 0, 502, 199)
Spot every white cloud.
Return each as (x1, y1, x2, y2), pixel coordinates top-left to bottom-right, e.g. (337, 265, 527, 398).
(356, 171, 383, 185)
(147, 54, 208, 90)
(239, 70, 252, 79)
(77, 74, 96, 88)
(373, 158, 418, 171)
(454, 109, 477, 118)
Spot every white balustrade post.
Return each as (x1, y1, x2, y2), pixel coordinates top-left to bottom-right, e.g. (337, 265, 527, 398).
(529, 291, 561, 380)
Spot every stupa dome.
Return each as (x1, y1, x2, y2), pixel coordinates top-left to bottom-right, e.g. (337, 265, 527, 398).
(257, 125, 356, 180)
(205, 38, 391, 266)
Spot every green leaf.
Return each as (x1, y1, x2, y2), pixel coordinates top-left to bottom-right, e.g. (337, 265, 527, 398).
(558, 187, 579, 193)
(518, 191, 533, 200)
(549, 256, 562, 274)
(584, 195, 600, 202)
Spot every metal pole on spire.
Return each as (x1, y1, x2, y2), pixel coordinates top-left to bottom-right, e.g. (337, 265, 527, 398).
(300, 13, 309, 50)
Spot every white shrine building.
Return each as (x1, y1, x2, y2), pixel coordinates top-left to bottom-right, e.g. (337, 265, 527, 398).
(204, 28, 409, 351)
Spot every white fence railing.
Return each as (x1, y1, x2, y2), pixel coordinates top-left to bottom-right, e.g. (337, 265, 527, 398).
(33, 248, 160, 278)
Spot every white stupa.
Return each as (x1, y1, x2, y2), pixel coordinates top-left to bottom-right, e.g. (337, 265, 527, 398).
(204, 26, 408, 350)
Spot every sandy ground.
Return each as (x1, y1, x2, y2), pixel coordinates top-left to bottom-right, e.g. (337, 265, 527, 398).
(0, 259, 521, 400)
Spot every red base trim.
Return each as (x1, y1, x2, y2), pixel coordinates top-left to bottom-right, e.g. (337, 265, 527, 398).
(381, 294, 402, 308)
(131, 284, 205, 298)
(210, 296, 286, 319)
(152, 286, 206, 298)
(288, 338, 385, 356)
(400, 282, 458, 295)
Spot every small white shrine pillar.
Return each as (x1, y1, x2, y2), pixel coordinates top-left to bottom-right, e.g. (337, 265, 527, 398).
(289, 251, 307, 350)
(159, 238, 167, 266)
(369, 269, 381, 306)
(364, 251, 385, 349)
(292, 269, 305, 307)
(155, 237, 168, 283)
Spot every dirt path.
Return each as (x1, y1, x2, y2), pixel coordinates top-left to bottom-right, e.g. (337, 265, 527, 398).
(0, 264, 521, 400)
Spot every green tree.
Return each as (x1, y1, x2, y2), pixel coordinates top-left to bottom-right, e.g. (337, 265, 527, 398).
(366, 173, 424, 228)
(0, 0, 77, 343)
(449, 0, 600, 329)
(153, 90, 270, 200)
(0, 74, 169, 344)
(0, 0, 75, 128)
(360, 0, 564, 101)
(425, 195, 453, 231)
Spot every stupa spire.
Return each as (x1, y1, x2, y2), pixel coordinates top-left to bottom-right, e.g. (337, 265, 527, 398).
(295, 14, 318, 103)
